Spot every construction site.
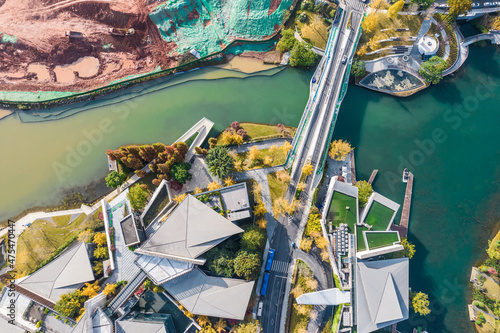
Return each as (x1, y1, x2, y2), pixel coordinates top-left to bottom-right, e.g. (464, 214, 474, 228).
(0, 0, 294, 95)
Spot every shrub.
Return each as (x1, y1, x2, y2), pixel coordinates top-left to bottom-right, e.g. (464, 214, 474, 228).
(170, 179, 183, 191)
(237, 129, 247, 139)
(36, 320, 42, 328)
(206, 146, 235, 179)
(231, 121, 241, 130)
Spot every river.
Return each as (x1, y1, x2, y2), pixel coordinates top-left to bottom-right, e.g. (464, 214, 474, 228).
(1, 45, 500, 332)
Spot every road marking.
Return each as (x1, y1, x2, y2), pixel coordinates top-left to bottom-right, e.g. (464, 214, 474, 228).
(271, 260, 289, 273)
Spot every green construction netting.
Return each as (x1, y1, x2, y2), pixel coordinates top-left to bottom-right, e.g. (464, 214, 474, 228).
(1, 33, 17, 44)
(149, 0, 293, 57)
(0, 91, 76, 102)
(225, 39, 276, 55)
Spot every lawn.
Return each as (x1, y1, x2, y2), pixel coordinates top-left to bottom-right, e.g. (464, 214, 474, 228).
(217, 122, 296, 145)
(267, 172, 290, 203)
(356, 226, 367, 251)
(364, 201, 395, 231)
(297, 11, 331, 49)
(16, 211, 101, 277)
(483, 278, 500, 299)
(327, 191, 357, 232)
(235, 147, 288, 171)
(331, 305, 342, 332)
(365, 231, 399, 250)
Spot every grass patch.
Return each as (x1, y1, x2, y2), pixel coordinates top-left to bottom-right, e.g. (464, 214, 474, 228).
(365, 231, 399, 250)
(267, 172, 290, 203)
(483, 278, 500, 299)
(296, 11, 331, 49)
(326, 192, 357, 232)
(217, 122, 296, 145)
(364, 201, 395, 231)
(234, 147, 288, 171)
(356, 226, 367, 251)
(16, 211, 102, 277)
(332, 305, 342, 332)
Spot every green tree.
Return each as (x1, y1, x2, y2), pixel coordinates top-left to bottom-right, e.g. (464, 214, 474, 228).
(388, 0, 404, 17)
(105, 171, 127, 188)
(447, 0, 472, 18)
(290, 42, 318, 67)
(127, 184, 150, 211)
(411, 0, 434, 9)
(233, 250, 261, 281)
(277, 29, 296, 52)
(355, 180, 373, 207)
(350, 59, 366, 78)
(419, 56, 447, 84)
(206, 146, 235, 179)
(55, 290, 85, 318)
(411, 291, 431, 316)
(171, 163, 192, 184)
(401, 238, 416, 259)
(241, 227, 265, 251)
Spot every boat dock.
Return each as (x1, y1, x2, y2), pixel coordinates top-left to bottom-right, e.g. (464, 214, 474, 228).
(350, 150, 356, 184)
(390, 172, 413, 238)
(368, 169, 378, 184)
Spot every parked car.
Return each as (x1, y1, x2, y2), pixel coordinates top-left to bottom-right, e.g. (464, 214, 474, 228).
(472, 2, 480, 7)
(484, 2, 493, 6)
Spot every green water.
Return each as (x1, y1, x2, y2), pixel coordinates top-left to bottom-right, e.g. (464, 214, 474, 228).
(0, 45, 499, 332)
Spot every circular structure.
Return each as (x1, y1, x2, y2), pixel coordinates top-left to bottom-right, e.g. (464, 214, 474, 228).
(402, 55, 409, 62)
(418, 36, 439, 56)
(386, 57, 394, 64)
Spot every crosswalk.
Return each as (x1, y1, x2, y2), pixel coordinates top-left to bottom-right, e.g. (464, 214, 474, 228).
(345, 0, 366, 13)
(271, 260, 290, 274)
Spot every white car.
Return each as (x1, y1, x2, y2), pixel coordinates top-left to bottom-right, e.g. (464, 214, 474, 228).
(472, 2, 480, 7)
(484, 2, 493, 6)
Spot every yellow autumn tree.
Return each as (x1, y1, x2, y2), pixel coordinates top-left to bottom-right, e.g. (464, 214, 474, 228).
(251, 182, 262, 196)
(388, 0, 404, 18)
(263, 155, 273, 166)
(93, 232, 107, 247)
(297, 182, 306, 192)
(81, 281, 100, 299)
(248, 146, 263, 162)
(356, 44, 368, 57)
(362, 14, 378, 32)
(223, 177, 236, 186)
(207, 181, 222, 191)
(281, 141, 293, 153)
(256, 218, 267, 229)
(234, 159, 243, 172)
(328, 140, 352, 161)
(315, 236, 329, 250)
(276, 170, 291, 183)
(494, 16, 500, 30)
(300, 237, 313, 252)
(268, 144, 279, 155)
(102, 283, 117, 296)
(78, 229, 94, 243)
(253, 201, 267, 216)
(173, 193, 187, 204)
(193, 187, 203, 194)
(214, 318, 227, 333)
(302, 162, 313, 176)
(197, 315, 210, 327)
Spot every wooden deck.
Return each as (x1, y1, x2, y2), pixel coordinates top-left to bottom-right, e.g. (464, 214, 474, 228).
(392, 172, 413, 238)
(350, 150, 356, 184)
(368, 169, 378, 184)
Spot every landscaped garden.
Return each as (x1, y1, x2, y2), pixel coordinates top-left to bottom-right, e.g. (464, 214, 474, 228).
(232, 144, 290, 172)
(365, 231, 400, 250)
(288, 260, 318, 332)
(141, 185, 170, 227)
(215, 122, 296, 146)
(326, 191, 357, 232)
(364, 201, 396, 231)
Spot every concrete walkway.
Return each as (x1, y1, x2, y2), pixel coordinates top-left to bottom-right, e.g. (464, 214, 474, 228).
(230, 138, 292, 154)
(443, 25, 468, 76)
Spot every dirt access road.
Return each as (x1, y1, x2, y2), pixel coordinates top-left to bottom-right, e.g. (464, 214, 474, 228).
(0, 0, 178, 92)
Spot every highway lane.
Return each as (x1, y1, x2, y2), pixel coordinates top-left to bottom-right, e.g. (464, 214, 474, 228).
(259, 2, 365, 332)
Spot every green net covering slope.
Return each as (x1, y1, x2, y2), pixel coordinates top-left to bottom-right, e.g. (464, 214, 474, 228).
(149, 0, 293, 57)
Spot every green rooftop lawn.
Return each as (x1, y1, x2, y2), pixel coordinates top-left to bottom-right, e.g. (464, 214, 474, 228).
(356, 226, 367, 251)
(364, 201, 395, 231)
(327, 191, 357, 232)
(365, 231, 399, 250)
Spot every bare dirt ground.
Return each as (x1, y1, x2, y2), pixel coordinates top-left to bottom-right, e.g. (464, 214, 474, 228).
(0, 0, 178, 92)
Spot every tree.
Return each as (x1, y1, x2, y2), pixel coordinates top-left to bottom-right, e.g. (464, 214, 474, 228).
(329, 140, 352, 161)
(103, 283, 117, 296)
(55, 290, 85, 318)
(302, 162, 313, 176)
(402, 238, 416, 259)
(447, 0, 472, 18)
(411, 0, 434, 9)
(81, 281, 100, 299)
(105, 171, 127, 188)
(305, 213, 322, 236)
(128, 184, 150, 211)
(171, 163, 192, 184)
(281, 141, 293, 153)
(350, 59, 366, 78)
(234, 320, 262, 333)
(388, 0, 404, 18)
(206, 146, 235, 179)
(233, 250, 261, 280)
(314, 236, 328, 250)
(297, 182, 306, 192)
(173, 193, 187, 204)
(253, 201, 267, 216)
(248, 146, 263, 162)
(78, 229, 94, 243)
(198, 315, 210, 327)
(207, 181, 222, 191)
(263, 155, 273, 166)
(214, 318, 227, 333)
(241, 227, 265, 251)
(362, 14, 378, 32)
(223, 177, 236, 186)
(208, 137, 218, 149)
(411, 292, 431, 315)
(93, 232, 107, 247)
(300, 237, 313, 252)
(277, 29, 296, 52)
(93, 262, 104, 275)
(94, 246, 109, 259)
(419, 56, 447, 84)
(231, 121, 241, 130)
(193, 187, 203, 194)
(494, 16, 500, 30)
(355, 180, 373, 207)
(290, 42, 318, 67)
(256, 218, 267, 229)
